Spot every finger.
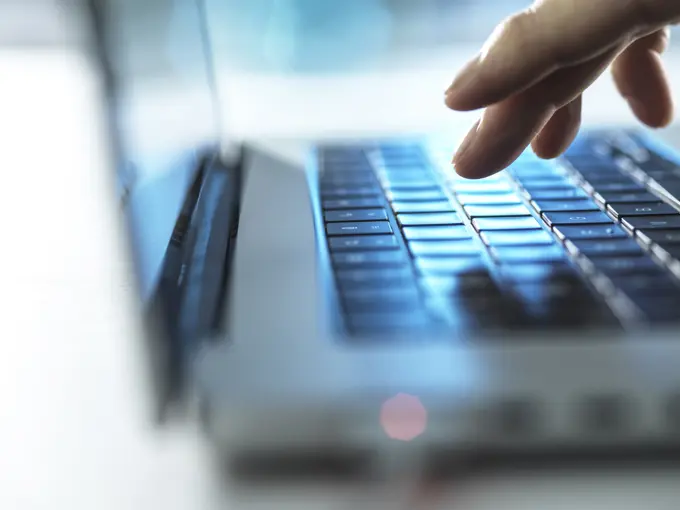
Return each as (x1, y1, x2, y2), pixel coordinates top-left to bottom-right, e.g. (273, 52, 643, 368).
(532, 95, 583, 159)
(453, 49, 616, 178)
(612, 28, 674, 128)
(444, 0, 680, 112)
(452, 95, 553, 180)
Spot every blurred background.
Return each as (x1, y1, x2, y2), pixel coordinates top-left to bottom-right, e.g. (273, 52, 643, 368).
(198, 0, 680, 139)
(205, 0, 529, 73)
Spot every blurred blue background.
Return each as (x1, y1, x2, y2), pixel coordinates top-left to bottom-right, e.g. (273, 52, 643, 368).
(206, 0, 531, 73)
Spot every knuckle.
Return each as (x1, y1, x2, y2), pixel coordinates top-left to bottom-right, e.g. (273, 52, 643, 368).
(502, 11, 534, 45)
(494, 11, 536, 57)
(499, 8, 568, 69)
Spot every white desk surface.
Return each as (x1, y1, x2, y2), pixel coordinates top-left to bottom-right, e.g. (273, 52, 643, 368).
(3, 41, 680, 510)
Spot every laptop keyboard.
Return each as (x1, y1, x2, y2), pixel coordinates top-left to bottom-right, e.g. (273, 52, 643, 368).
(314, 130, 680, 337)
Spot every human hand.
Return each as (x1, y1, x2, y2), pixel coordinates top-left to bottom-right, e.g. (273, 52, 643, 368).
(445, 0, 680, 178)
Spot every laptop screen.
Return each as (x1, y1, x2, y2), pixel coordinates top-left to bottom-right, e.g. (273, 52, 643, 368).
(91, 0, 221, 301)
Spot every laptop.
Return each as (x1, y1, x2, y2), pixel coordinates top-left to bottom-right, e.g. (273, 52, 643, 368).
(86, 0, 680, 470)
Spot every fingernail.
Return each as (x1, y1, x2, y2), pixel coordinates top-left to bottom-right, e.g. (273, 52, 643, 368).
(452, 119, 481, 168)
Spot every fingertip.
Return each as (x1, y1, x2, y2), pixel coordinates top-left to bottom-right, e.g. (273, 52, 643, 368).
(445, 56, 485, 112)
(532, 97, 582, 159)
(532, 141, 563, 160)
(444, 91, 483, 112)
(613, 45, 673, 129)
(629, 94, 674, 129)
(452, 159, 503, 180)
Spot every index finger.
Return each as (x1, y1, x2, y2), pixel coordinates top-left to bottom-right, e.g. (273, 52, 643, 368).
(444, 0, 677, 112)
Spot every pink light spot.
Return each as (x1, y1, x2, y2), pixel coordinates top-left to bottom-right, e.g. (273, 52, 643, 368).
(380, 393, 427, 441)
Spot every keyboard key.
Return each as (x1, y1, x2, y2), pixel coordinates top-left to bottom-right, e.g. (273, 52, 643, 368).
(499, 263, 578, 282)
(572, 161, 621, 173)
(456, 193, 522, 205)
(596, 191, 660, 204)
(380, 159, 426, 169)
(379, 168, 431, 179)
(321, 172, 374, 183)
(320, 171, 375, 183)
(636, 151, 680, 176)
(321, 149, 364, 159)
(566, 239, 645, 257)
(529, 188, 589, 200)
(514, 281, 618, 328)
(608, 202, 678, 218)
(632, 296, 680, 324)
(579, 171, 631, 184)
(415, 257, 487, 275)
(588, 182, 646, 193)
(409, 240, 480, 257)
(512, 279, 590, 303)
(654, 179, 680, 198)
(511, 166, 567, 179)
(450, 181, 514, 194)
(397, 213, 462, 226)
(326, 221, 392, 236)
(380, 145, 421, 156)
(403, 225, 471, 241)
(448, 173, 507, 183)
(636, 229, 680, 246)
(532, 199, 600, 212)
(554, 224, 627, 241)
(380, 164, 431, 176)
(391, 201, 454, 213)
(610, 274, 680, 296)
(322, 147, 365, 159)
(321, 186, 379, 198)
(464, 204, 531, 217)
(443, 293, 524, 325)
(473, 216, 542, 231)
(329, 235, 398, 251)
(543, 211, 613, 227)
(322, 157, 368, 167)
(420, 274, 497, 296)
(521, 179, 573, 191)
(652, 165, 680, 180)
(384, 181, 440, 191)
(607, 133, 649, 161)
(584, 256, 661, 276)
(324, 149, 370, 159)
(518, 172, 572, 182)
(342, 287, 421, 312)
(337, 268, 414, 288)
(481, 229, 554, 246)
(621, 215, 680, 231)
(323, 197, 383, 209)
(324, 209, 388, 222)
(387, 190, 447, 201)
(491, 245, 565, 264)
(332, 251, 407, 268)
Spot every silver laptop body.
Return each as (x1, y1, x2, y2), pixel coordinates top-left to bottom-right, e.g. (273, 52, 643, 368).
(85, 0, 680, 471)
